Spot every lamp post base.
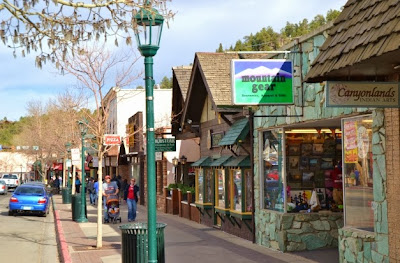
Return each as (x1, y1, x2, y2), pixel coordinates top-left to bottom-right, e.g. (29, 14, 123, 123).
(75, 217, 88, 223)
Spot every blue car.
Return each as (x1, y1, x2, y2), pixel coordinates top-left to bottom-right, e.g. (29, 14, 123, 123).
(9, 184, 51, 216)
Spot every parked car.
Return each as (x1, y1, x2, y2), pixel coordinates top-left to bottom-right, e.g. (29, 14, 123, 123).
(0, 180, 8, 195)
(1, 174, 20, 190)
(8, 184, 51, 216)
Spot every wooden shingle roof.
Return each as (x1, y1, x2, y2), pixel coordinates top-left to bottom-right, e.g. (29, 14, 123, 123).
(305, 0, 400, 82)
(172, 66, 192, 101)
(196, 52, 240, 106)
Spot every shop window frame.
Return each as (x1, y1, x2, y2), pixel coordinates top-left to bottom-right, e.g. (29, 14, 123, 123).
(259, 128, 286, 213)
(228, 168, 252, 219)
(341, 114, 374, 231)
(214, 167, 230, 215)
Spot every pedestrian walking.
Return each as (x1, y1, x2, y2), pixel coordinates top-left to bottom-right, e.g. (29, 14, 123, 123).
(75, 176, 81, 193)
(93, 178, 99, 205)
(87, 178, 95, 205)
(103, 175, 119, 223)
(124, 178, 139, 222)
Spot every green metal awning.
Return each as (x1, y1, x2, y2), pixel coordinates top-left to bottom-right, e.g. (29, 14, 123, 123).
(209, 155, 234, 167)
(224, 155, 251, 167)
(191, 156, 213, 167)
(218, 118, 249, 146)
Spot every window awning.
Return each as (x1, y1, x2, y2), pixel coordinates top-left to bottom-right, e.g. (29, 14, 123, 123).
(218, 118, 249, 146)
(209, 155, 234, 167)
(191, 156, 213, 167)
(224, 155, 251, 167)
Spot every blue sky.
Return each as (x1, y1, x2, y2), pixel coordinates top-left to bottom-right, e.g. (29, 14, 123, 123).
(0, 0, 347, 121)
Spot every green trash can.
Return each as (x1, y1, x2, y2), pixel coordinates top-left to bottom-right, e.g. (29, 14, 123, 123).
(71, 194, 87, 221)
(119, 222, 167, 263)
(62, 188, 71, 204)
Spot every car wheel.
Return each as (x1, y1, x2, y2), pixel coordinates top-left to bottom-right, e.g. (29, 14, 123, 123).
(42, 212, 47, 217)
(8, 210, 13, 216)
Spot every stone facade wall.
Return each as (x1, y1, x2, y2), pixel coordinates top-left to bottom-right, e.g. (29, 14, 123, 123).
(337, 109, 389, 263)
(252, 28, 389, 259)
(386, 108, 400, 262)
(256, 210, 342, 252)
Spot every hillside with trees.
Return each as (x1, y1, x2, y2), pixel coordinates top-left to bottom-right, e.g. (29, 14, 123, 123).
(217, 9, 341, 52)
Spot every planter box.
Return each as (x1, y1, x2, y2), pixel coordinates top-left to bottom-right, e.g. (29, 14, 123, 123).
(165, 188, 179, 215)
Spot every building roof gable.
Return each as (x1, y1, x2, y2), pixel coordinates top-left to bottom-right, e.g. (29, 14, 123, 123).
(306, 0, 400, 82)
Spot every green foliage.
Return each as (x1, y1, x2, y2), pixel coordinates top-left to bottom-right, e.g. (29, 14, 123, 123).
(216, 43, 224, 53)
(167, 183, 195, 194)
(159, 76, 172, 89)
(220, 9, 341, 52)
(0, 119, 26, 146)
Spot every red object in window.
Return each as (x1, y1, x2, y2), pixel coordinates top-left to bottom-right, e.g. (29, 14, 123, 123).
(267, 170, 279, 180)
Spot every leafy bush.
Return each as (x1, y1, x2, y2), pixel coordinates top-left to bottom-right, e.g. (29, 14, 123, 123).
(167, 183, 195, 194)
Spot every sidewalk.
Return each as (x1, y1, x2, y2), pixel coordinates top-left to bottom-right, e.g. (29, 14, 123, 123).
(53, 195, 338, 263)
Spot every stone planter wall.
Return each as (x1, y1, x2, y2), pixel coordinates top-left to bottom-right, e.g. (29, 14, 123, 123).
(257, 210, 343, 252)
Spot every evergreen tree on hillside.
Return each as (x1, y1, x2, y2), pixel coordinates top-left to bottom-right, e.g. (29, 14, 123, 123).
(216, 9, 341, 52)
(160, 76, 172, 89)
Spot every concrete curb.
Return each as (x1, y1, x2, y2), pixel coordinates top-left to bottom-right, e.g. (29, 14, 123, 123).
(53, 197, 72, 263)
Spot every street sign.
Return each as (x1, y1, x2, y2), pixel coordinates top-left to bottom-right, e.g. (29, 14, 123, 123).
(155, 138, 176, 152)
(71, 148, 81, 166)
(104, 134, 121, 146)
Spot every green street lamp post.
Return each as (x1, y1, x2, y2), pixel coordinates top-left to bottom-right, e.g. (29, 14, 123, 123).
(134, 4, 164, 263)
(76, 119, 88, 223)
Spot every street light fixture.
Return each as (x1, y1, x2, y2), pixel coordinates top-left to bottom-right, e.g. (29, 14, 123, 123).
(172, 157, 178, 183)
(180, 155, 187, 184)
(134, 3, 164, 262)
(76, 119, 88, 223)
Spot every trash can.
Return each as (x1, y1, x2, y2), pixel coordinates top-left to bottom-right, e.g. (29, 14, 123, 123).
(62, 188, 71, 204)
(71, 194, 87, 221)
(119, 222, 167, 263)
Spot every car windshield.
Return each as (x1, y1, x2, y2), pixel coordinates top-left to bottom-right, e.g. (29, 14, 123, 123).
(15, 187, 45, 195)
(3, 174, 18, 179)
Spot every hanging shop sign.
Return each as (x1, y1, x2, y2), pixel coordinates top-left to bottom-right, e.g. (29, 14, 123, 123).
(104, 134, 121, 146)
(231, 59, 294, 105)
(326, 81, 400, 107)
(155, 138, 176, 152)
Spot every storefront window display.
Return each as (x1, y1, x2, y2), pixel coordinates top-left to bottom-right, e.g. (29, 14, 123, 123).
(204, 168, 213, 203)
(262, 129, 284, 212)
(215, 169, 226, 208)
(342, 115, 373, 231)
(196, 169, 204, 202)
(231, 169, 242, 211)
(285, 128, 342, 213)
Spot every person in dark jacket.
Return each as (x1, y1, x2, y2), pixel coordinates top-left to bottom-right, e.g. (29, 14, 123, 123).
(124, 178, 139, 222)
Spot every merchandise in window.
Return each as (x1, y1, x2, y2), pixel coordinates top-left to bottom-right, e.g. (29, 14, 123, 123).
(342, 115, 373, 231)
(231, 169, 242, 211)
(215, 169, 226, 208)
(204, 169, 213, 203)
(262, 129, 284, 212)
(196, 169, 203, 202)
(285, 128, 342, 213)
